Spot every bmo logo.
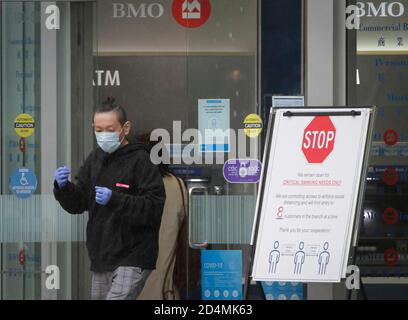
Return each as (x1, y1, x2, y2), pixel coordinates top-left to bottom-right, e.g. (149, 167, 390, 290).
(356, 2, 405, 17)
(302, 116, 336, 164)
(173, 0, 211, 28)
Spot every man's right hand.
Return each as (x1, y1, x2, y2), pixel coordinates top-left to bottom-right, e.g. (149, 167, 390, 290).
(54, 166, 70, 188)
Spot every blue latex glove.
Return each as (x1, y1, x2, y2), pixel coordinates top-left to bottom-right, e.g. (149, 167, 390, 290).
(54, 166, 70, 188)
(95, 186, 112, 206)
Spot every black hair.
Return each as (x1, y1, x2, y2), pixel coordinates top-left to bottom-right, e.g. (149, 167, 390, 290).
(95, 97, 128, 126)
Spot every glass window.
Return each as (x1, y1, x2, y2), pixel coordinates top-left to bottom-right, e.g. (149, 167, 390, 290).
(348, 0, 408, 296)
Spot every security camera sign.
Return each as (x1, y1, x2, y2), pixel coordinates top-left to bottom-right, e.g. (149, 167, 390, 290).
(10, 168, 37, 199)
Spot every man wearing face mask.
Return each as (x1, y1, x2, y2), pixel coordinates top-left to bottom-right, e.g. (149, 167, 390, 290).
(53, 101, 165, 300)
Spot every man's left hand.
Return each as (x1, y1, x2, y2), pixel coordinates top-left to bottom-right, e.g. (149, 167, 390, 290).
(95, 186, 112, 205)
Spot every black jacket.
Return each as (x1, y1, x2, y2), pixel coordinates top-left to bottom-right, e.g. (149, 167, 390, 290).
(53, 142, 165, 272)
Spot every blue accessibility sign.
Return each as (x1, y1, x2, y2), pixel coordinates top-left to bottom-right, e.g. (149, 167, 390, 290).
(9, 168, 37, 199)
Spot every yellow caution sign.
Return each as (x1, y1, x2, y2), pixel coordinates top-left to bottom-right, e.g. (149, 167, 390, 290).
(14, 113, 35, 138)
(244, 114, 263, 138)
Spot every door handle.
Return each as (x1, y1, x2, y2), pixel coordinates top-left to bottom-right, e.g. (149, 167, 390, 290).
(188, 186, 209, 249)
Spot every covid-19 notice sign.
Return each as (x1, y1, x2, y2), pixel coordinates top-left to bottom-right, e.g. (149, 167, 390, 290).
(251, 108, 374, 283)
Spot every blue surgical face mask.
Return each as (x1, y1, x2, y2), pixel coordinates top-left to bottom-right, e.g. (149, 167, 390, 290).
(95, 129, 124, 153)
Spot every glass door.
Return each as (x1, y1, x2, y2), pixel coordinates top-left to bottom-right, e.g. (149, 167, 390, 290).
(0, 0, 97, 300)
(183, 0, 260, 300)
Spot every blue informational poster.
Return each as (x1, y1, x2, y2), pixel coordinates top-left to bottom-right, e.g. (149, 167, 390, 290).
(261, 281, 305, 300)
(198, 99, 230, 153)
(201, 250, 242, 300)
(9, 168, 37, 199)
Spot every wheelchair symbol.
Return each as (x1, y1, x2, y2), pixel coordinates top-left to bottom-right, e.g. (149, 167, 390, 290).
(20, 173, 29, 186)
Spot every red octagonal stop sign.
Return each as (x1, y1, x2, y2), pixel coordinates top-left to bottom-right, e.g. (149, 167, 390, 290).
(302, 116, 336, 163)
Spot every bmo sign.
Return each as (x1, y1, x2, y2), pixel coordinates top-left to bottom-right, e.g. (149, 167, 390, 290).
(356, 2, 405, 17)
(302, 116, 336, 164)
(112, 3, 164, 18)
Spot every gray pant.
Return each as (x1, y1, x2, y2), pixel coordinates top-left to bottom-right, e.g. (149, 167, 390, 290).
(91, 266, 151, 300)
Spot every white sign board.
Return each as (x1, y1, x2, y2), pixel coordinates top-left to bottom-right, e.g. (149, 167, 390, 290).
(198, 99, 230, 153)
(251, 108, 373, 283)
